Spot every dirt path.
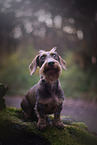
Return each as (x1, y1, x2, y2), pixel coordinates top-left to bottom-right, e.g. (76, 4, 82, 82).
(62, 98, 97, 133)
(4, 96, 97, 133)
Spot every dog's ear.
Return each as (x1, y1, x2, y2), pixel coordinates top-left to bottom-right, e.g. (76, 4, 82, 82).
(50, 47, 57, 53)
(59, 55, 67, 71)
(29, 55, 39, 75)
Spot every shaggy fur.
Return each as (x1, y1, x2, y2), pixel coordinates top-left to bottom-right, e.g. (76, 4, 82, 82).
(21, 47, 67, 131)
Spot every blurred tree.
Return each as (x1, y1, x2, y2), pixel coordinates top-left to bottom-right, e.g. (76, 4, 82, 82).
(0, 0, 97, 70)
(0, 12, 17, 55)
(74, 0, 97, 70)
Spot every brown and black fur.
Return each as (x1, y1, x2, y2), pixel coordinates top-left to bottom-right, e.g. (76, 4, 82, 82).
(21, 47, 67, 131)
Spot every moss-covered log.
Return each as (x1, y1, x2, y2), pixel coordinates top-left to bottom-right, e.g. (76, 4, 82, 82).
(0, 107, 97, 145)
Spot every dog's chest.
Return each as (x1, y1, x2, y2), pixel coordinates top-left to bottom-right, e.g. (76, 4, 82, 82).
(37, 80, 64, 114)
(40, 94, 61, 104)
(38, 94, 63, 114)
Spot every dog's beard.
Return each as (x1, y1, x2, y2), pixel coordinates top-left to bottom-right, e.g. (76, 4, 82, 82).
(40, 62, 62, 82)
(45, 68, 59, 81)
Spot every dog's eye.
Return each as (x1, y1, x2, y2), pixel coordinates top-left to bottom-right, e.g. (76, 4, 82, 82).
(52, 54, 56, 58)
(41, 55, 46, 60)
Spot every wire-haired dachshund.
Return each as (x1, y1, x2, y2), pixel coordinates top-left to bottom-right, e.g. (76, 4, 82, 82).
(21, 47, 67, 131)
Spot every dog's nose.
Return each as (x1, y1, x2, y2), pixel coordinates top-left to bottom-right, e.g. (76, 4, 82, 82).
(48, 61, 55, 66)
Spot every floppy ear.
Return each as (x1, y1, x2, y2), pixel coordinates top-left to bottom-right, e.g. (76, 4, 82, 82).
(59, 55, 67, 70)
(29, 55, 39, 75)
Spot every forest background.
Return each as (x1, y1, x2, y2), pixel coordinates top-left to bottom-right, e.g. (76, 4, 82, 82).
(0, 0, 97, 100)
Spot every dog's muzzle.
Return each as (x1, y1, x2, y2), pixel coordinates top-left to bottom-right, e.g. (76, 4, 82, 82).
(39, 59, 62, 81)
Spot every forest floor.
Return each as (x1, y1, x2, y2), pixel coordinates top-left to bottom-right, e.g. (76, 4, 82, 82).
(4, 96, 97, 134)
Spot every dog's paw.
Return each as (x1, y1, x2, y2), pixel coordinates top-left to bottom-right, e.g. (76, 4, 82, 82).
(37, 124, 46, 131)
(37, 119, 46, 131)
(54, 120, 64, 129)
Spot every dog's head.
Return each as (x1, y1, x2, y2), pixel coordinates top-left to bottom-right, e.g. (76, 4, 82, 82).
(29, 47, 67, 81)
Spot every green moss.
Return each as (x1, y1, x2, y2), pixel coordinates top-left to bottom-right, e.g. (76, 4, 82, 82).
(66, 126, 97, 145)
(72, 122, 88, 130)
(0, 107, 97, 145)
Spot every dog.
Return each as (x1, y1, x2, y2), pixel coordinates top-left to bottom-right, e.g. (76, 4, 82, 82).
(21, 47, 67, 131)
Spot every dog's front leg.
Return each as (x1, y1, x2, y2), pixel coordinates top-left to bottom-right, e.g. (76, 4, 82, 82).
(36, 103, 47, 131)
(54, 103, 64, 129)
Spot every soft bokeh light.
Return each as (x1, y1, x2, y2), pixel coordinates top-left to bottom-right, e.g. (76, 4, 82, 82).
(54, 15, 62, 29)
(77, 30, 84, 40)
(13, 26, 22, 39)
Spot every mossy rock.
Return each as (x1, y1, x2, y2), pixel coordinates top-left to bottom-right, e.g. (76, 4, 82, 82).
(0, 83, 8, 98)
(0, 98, 6, 110)
(0, 107, 97, 145)
(0, 83, 8, 110)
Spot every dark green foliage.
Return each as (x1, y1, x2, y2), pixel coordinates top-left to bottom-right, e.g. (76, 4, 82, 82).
(60, 52, 97, 99)
(0, 47, 39, 95)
